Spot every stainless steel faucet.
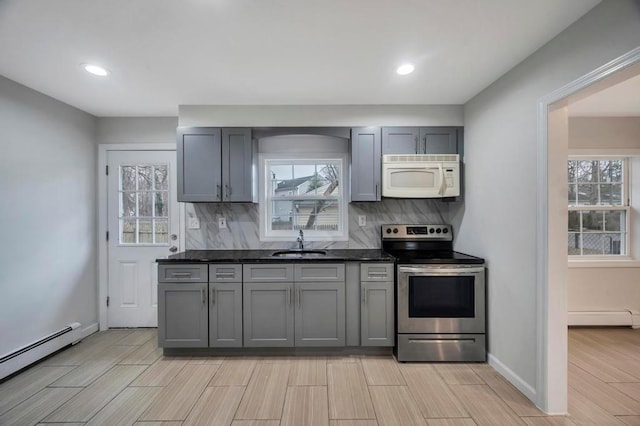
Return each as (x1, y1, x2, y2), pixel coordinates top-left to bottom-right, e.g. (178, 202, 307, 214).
(296, 230, 304, 249)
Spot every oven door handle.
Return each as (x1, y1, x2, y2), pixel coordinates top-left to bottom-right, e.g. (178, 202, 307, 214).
(398, 266, 485, 275)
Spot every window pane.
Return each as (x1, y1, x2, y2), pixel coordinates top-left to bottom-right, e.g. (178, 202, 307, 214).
(599, 184, 622, 205)
(121, 166, 136, 191)
(600, 160, 623, 183)
(121, 219, 136, 244)
(121, 192, 136, 217)
(577, 184, 596, 205)
(568, 211, 580, 231)
(138, 166, 152, 190)
(604, 210, 624, 232)
(154, 219, 168, 244)
(568, 233, 581, 255)
(139, 219, 153, 243)
(576, 161, 595, 182)
(272, 200, 294, 230)
(270, 165, 293, 181)
(568, 184, 577, 205)
(581, 211, 604, 232)
(154, 165, 168, 190)
(139, 192, 152, 217)
(568, 161, 577, 183)
(155, 192, 169, 217)
(293, 164, 314, 180)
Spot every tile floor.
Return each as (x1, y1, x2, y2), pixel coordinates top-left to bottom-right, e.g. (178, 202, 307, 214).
(0, 327, 639, 425)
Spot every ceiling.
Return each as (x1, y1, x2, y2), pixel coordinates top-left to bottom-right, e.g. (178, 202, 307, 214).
(0, 0, 601, 117)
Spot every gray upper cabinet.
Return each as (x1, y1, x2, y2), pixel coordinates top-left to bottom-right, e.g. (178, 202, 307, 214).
(382, 127, 461, 155)
(177, 127, 254, 202)
(420, 127, 458, 154)
(350, 127, 381, 201)
(382, 127, 420, 155)
(222, 128, 254, 202)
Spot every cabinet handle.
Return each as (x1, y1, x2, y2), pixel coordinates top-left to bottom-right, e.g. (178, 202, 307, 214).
(215, 272, 235, 278)
(361, 288, 366, 304)
(171, 272, 192, 277)
(288, 287, 292, 306)
(210, 288, 215, 305)
(201, 288, 205, 304)
(216, 184, 222, 201)
(226, 184, 232, 197)
(423, 135, 427, 153)
(415, 136, 419, 153)
(375, 183, 378, 199)
(296, 288, 301, 309)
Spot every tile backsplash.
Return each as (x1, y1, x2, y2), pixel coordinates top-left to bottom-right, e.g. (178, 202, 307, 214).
(185, 199, 450, 250)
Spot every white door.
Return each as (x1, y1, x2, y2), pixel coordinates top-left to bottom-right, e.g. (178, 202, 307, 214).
(107, 150, 179, 327)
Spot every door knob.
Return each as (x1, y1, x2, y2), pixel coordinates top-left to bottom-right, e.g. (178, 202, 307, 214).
(169, 246, 178, 253)
(170, 234, 178, 241)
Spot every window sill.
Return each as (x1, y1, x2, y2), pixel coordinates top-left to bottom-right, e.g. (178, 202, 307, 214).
(568, 258, 640, 268)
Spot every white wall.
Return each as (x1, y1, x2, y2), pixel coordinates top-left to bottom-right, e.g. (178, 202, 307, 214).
(96, 117, 178, 145)
(179, 105, 463, 127)
(568, 117, 640, 315)
(453, 0, 640, 408)
(0, 75, 98, 357)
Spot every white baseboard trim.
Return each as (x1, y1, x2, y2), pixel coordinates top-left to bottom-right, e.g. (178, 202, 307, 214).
(80, 323, 100, 340)
(488, 353, 538, 405)
(568, 311, 633, 327)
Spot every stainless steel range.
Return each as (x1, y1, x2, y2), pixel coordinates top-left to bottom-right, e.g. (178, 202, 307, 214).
(382, 224, 486, 362)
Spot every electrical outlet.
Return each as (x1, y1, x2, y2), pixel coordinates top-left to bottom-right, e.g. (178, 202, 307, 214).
(358, 215, 366, 226)
(218, 217, 227, 229)
(188, 217, 200, 229)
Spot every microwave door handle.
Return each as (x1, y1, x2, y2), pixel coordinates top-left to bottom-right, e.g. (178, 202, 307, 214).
(438, 164, 447, 196)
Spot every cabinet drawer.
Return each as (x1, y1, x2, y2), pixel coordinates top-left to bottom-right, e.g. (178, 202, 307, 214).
(158, 264, 208, 283)
(243, 264, 294, 282)
(360, 263, 394, 282)
(295, 264, 345, 282)
(209, 264, 242, 283)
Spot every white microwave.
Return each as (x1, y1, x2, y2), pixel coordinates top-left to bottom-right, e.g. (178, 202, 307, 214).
(382, 154, 460, 198)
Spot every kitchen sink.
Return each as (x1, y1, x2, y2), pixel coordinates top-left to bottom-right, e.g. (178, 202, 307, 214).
(271, 249, 327, 257)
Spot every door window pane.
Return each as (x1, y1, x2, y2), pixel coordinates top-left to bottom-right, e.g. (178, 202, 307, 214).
(119, 164, 170, 245)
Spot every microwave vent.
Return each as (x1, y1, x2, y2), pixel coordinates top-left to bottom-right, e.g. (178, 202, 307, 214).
(383, 154, 459, 163)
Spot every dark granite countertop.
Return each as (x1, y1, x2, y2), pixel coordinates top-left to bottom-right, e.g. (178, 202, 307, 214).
(157, 249, 395, 263)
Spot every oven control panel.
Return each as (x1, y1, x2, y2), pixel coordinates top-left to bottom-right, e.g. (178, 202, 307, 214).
(381, 224, 453, 240)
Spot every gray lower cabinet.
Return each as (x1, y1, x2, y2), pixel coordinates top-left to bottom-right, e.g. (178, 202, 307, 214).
(243, 282, 295, 347)
(158, 282, 209, 348)
(361, 263, 394, 347)
(295, 281, 345, 347)
(209, 282, 243, 347)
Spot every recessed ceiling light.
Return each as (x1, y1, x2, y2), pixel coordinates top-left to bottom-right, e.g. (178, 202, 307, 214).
(83, 64, 109, 77)
(396, 64, 415, 75)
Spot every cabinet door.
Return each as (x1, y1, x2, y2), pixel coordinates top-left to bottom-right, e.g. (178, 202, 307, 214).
(209, 283, 243, 347)
(361, 282, 394, 347)
(243, 282, 294, 347)
(177, 127, 222, 202)
(222, 128, 254, 202)
(350, 127, 381, 201)
(420, 127, 458, 154)
(294, 282, 345, 347)
(382, 127, 419, 155)
(158, 283, 208, 348)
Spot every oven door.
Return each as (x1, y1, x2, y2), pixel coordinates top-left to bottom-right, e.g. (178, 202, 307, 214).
(397, 264, 485, 334)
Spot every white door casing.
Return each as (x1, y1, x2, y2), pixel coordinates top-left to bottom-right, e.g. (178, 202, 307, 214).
(106, 150, 179, 327)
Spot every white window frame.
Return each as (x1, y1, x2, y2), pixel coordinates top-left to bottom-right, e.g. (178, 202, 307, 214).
(259, 153, 349, 242)
(568, 156, 630, 259)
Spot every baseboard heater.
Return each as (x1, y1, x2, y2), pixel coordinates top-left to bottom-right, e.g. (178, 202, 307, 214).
(569, 310, 640, 329)
(0, 322, 82, 381)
